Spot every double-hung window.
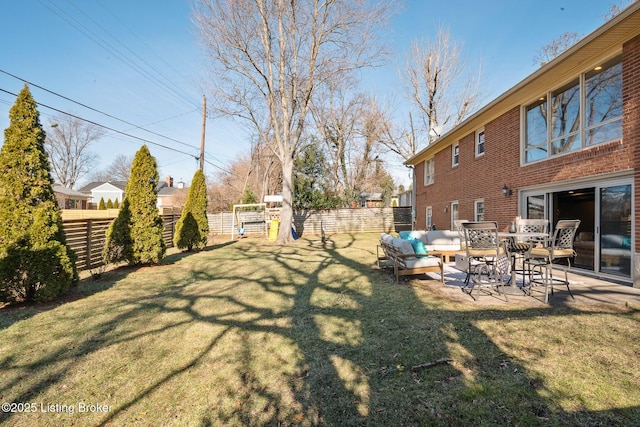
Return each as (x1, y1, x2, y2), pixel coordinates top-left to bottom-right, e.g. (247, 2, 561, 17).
(423, 158, 434, 185)
(452, 143, 459, 167)
(475, 129, 485, 157)
(474, 200, 485, 221)
(524, 55, 622, 163)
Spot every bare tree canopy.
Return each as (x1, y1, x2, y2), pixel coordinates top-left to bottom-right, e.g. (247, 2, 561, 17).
(532, 32, 582, 67)
(45, 114, 103, 189)
(400, 28, 481, 149)
(193, 0, 395, 244)
(88, 154, 133, 183)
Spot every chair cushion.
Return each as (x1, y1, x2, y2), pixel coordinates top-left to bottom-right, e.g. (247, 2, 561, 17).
(405, 256, 441, 269)
(426, 230, 460, 246)
(393, 237, 415, 255)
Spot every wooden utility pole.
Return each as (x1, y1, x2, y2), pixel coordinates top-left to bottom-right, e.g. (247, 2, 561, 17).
(200, 95, 206, 171)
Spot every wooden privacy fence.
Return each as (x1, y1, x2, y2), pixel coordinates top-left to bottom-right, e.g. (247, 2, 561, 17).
(61, 208, 182, 272)
(62, 207, 410, 272)
(207, 207, 412, 237)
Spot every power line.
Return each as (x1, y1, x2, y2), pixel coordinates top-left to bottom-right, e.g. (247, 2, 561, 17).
(0, 86, 198, 159)
(0, 68, 198, 151)
(37, 0, 199, 111)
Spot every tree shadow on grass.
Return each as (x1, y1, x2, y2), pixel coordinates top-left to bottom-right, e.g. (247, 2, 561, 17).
(0, 233, 638, 425)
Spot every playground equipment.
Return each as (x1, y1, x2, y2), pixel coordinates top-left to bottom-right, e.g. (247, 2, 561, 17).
(231, 203, 267, 239)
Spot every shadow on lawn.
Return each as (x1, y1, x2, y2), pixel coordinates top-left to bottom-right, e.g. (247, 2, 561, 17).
(0, 234, 638, 426)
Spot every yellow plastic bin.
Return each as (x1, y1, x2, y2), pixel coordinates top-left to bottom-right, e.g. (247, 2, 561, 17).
(269, 220, 279, 241)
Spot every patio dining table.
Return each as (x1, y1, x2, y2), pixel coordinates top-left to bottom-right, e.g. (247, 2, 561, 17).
(498, 231, 549, 287)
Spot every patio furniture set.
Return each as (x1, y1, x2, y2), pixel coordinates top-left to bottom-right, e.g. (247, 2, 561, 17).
(378, 219, 581, 303)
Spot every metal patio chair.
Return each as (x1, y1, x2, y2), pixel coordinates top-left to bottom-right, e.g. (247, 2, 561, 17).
(462, 221, 509, 301)
(524, 219, 581, 303)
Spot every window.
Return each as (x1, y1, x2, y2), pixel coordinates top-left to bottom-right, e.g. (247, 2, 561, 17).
(425, 206, 433, 229)
(551, 78, 580, 155)
(451, 202, 459, 229)
(524, 55, 622, 163)
(474, 200, 485, 221)
(423, 158, 434, 185)
(475, 129, 485, 157)
(452, 143, 459, 166)
(585, 57, 623, 146)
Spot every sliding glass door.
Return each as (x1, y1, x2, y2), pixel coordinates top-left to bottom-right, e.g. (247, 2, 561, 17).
(522, 178, 633, 280)
(599, 184, 632, 277)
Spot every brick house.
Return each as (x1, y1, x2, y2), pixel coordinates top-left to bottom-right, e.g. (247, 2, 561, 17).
(405, 4, 640, 286)
(53, 184, 90, 209)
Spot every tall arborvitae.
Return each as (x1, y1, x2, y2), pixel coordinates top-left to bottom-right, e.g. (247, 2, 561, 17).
(174, 169, 209, 251)
(126, 145, 165, 264)
(103, 198, 133, 265)
(0, 85, 77, 302)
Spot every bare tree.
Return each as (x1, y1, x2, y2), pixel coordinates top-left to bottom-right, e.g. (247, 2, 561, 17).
(532, 32, 582, 67)
(193, 0, 395, 244)
(45, 114, 103, 189)
(604, 0, 638, 20)
(88, 154, 133, 183)
(400, 28, 481, 149)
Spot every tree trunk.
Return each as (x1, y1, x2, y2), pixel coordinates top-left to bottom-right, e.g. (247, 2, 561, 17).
(276, 154, 294, 244)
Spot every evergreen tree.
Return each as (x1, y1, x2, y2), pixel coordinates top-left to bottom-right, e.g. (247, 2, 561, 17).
(241, 187, 258, 205)
(174, 169, 209, 251)
(126, 145, 165, 264)
(106, 198, 113, 209)
(103, 198, 133, 265)
(0, 85, 77, 302)
(98, 197, 106, 210)
(293, 145, 342, 210)
(113, 198, 119, 209)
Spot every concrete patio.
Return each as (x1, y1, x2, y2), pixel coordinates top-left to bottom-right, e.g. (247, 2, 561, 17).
(418, 264, 640, 308)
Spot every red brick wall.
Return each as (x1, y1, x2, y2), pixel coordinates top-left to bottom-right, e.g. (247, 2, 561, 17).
(625, 35, 640, 254)
(415, 37, 638, 233)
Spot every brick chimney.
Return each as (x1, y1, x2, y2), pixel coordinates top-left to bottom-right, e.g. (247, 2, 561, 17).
(165, 176, 173, 188)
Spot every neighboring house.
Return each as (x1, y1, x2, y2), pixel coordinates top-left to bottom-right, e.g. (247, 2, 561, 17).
(397, 189, 413, 207)
(157, 176, 188, 208)
(360, 192, 383, 208)
(53, 184, 90, 209)
(405, 4, 640, 286)
(78, 181, 127, 208)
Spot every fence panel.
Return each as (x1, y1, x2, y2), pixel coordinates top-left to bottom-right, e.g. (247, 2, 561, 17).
(62, 211, 178, 272)
(62, 207, 410, 272)
(208, 207, 411, 237)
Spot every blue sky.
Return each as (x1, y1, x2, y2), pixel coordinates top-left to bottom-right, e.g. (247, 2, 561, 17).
(0, 0, 620, 188)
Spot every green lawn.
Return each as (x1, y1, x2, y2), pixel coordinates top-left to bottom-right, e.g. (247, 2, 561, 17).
(1, 233, 638, 426)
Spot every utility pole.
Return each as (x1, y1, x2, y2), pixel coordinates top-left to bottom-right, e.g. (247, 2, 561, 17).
(200, 95, 206, 171)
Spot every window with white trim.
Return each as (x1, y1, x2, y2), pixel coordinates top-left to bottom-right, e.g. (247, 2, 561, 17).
(474, 200, 485, 221)
(452, 142, 459, 167)
(425, 206, 433, 229)
(475, 129, 485, 157)
(423, 158, 434, 185)
(524, 55, 622, 163)
(451, 202, 459, 230)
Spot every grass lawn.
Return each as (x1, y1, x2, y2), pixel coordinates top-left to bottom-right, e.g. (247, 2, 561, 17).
(1, 233, 639, 426)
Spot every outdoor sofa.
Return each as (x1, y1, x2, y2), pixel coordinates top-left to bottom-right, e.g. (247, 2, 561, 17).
(378, 232, 445, 283)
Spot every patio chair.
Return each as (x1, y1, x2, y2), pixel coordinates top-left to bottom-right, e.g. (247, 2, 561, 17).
(462, 221, 509, 301)
(524, 219, 581, 303)
(507, 219, 549, 284)
(453, 219, 470, 283)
